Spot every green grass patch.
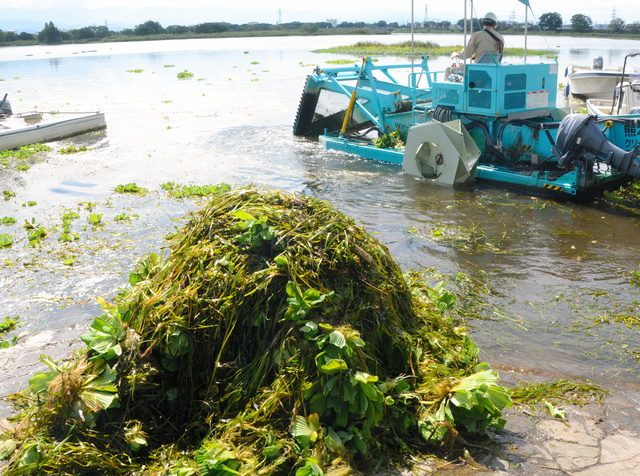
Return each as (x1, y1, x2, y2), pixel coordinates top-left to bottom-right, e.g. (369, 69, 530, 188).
(313, 40, 551, 57)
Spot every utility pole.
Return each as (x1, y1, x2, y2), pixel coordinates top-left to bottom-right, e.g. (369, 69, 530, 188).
(278, 9, 282, 25)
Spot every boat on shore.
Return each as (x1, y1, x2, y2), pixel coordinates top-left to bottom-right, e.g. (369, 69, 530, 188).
(0, 97, 106, 151)
(293, 2, 640, 199)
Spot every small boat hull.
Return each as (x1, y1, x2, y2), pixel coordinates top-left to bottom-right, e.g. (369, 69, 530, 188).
(566, 65, 627, 99)
(0, 112, 106, 151)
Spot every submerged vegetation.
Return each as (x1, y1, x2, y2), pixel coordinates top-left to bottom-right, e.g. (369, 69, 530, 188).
(0, 188, 513, 474)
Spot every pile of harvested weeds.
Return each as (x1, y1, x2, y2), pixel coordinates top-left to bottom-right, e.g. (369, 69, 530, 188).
(0, 188, 510, 475)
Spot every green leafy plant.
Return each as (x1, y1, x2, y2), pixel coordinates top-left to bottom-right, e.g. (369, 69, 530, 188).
(545, 401, 566, 419)
(115, 183, 147, 194)
(28, 354, 119, 429)
(2, 216, 16, 225)
(232, 210, 276, 251)
(27, 227, 47, 248)
(177, 70, 194, 79)
(285, 282, 334, 321)
(0, 316, 21, 349)
(81, 312, 126, 361)
(0, 234, 13, 247)
(161, 182, 231, 199)
(128, 252, 159, 286)
(418, 364, 512, 445)
(59, 145, 89, 154)
(194, 440, 242, 475)
(114, 213, 130, 222)
(3, 190, 16, 200)
(373, 130, 404, 149)
(87, 213, 103, 225)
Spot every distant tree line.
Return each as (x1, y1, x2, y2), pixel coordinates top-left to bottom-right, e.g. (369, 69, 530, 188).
(1, 14, 640, 46)
(536, 12, 639, 33)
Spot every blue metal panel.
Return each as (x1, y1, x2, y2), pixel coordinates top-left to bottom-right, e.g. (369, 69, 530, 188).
(319, 135, 404, 165)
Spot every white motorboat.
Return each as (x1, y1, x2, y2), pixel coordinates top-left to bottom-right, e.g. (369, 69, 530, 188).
(565, 57, 628, 99)
(0, 97, 106, 151)
(586, 82, 640, 116)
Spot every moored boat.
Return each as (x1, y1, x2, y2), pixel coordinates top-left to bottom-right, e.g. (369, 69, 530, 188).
(565, 58, 628, 99)
(0, 96, 106, 151)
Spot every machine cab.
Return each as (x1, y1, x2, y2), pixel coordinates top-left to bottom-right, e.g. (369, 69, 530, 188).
(433, 61, 559, 118)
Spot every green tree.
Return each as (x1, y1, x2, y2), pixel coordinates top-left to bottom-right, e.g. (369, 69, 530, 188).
(38, 22, 62, 44)
(194, 22, 229, 34)
(538, 12, 563, 31)
(610, 18, 626, 32)
(166, 25, 191, 34)
(301, 23, 319, 34)
(628, 22, 640, 34)
(571, 14, 593, 32)
(73, 26, 96, 40)
(134, 20, 165, 36)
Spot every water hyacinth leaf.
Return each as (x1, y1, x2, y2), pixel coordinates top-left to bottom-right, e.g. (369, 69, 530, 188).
(324, 427, 344, 454)
(28, 354, 61, 393)
(274, 254, 288, 267)
(165, 327, 191, 357)
(545, 401, 566, 419)
(81, 312, 125, 361)
(350, 335, 366, 348)
(319, 358, 348, 375)
(0, 438, 17, 460)
(300, 321, 318, 338)
(230, 210, 256, 222)
(263, 444, 281, 460)
(296, 459, 324, 476)
(328, 331, 346, 348)
(18, 443, 38, 469)
(291, 414, 320, 448)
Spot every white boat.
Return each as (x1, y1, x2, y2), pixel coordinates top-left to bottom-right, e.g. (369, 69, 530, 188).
(587, 82, 640, 116)
(566, 64, 628, 100)
(0, 100, 106, 151)
(585, 62, 640, 117)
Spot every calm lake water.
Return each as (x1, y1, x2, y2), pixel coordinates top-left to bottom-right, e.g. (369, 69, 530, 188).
(1, 34, 640, 404)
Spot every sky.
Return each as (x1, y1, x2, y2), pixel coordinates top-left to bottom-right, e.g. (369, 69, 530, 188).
(1, 1, 638, 31)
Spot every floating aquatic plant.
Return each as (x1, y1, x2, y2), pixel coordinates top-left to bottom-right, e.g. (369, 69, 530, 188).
(115, 183, 147, 194)
(0, 315, 21, 348)
(1, 188, 511, 474)
(161, 182, 231, 199)
(59, 145, 88, 154)
(177, 70, 194, 79)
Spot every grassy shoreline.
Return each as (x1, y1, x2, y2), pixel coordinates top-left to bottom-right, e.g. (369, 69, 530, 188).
(1, 27, 637, 49)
